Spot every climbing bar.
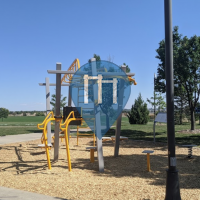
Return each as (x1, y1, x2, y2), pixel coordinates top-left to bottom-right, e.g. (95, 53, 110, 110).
(61, 59, 80, 84)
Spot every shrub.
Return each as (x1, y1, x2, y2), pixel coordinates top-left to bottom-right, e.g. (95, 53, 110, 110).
(126, 93, 149, 124)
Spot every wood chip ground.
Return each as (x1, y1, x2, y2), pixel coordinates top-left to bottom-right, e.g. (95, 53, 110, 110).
(0, 138, 199, 200)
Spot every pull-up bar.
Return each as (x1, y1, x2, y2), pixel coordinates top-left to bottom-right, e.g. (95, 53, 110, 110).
(47, 70, 135, 77)
(39, 83, 70, 86)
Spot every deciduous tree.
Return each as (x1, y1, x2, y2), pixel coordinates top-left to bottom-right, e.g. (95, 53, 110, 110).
(155, 26, 200, 130)
(0, 108, 9, 121)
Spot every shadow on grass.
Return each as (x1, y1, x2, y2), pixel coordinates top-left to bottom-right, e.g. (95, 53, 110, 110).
(104, 129, 200, 146)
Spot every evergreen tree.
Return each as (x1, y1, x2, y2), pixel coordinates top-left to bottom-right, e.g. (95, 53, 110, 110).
(127, 93, 149, 124)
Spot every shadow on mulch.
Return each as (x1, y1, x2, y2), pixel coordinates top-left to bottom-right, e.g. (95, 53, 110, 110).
(0, 140, 199, 190)
(72, 153, 200, 189)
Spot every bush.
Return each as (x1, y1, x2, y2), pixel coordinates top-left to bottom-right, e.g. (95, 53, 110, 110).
(23, 112, 27, 116)
(126, 93, 149, 124)
(36, 112, 45, 116)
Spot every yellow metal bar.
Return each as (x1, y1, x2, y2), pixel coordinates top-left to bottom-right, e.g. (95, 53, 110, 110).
(93, 133, 95, 147)
(147, 153, 150, 172)
(37, 111, 54, 144)
(59, 111, 82, 171)
(128, 76, 137, 85)
(90, 149, 95, 163)
(43, 117, 55, 170)
(61, 58, 80, 84)
(64, 119, 72, 171)
(37, 111, 54, 130)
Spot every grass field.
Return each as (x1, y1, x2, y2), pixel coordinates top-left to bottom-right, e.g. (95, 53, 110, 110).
(0, 116, 200, 146)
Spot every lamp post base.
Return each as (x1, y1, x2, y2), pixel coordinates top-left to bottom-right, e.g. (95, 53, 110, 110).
(165, 169, 181, 200)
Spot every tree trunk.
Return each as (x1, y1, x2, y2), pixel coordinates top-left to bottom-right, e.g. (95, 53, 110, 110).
(191, 109, 195, 130)
(180, 99, 183, 124)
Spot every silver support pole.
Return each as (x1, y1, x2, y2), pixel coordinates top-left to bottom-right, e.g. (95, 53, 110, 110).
(114, 65, 126, 157)
(45, 77, 51, 144)
(54, 63, 62, 161)
(91, 57, 104, 172)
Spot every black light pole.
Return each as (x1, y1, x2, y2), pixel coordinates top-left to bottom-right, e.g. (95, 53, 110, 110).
(164, 0, 181, 199)
(154, 73, 156, 121)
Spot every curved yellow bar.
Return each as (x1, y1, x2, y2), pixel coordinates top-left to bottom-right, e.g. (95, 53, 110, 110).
(37, 111, 54, 130)
(43, 116, 55, 170)
(128, 76, 137, 85)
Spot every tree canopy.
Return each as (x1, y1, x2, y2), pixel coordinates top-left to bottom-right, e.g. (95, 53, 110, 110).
(147, 92, 166, 113)
(0, 107, 9, 121)
(155, 26, 200, 130)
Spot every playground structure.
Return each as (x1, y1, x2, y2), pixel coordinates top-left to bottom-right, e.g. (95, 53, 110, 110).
(38, 58, 136, 172)
(37, 109, 82, 171)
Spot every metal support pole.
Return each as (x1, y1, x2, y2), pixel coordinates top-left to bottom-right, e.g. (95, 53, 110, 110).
(114, 65, 126, 157)
(154, 73, 156, 121)
(91, 57, 104, 172)
(164, 0, 181, 199)
(153, 121, 156, 143)
(54, 63, 62, 161)
(45, 77, 51, 144)
(67, 85, 72, 142)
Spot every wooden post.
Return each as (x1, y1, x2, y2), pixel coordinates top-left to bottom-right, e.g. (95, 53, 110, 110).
(45, 77, 51, 145)
(54, 63, 61, 161)
(147, 153, 150, 172)
(114, 65, 126, 157)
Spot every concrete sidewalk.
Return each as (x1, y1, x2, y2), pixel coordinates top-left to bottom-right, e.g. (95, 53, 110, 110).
(0, 186, 68, 200)
(0, 133, 70, 200)
(0, 133, 54, 145)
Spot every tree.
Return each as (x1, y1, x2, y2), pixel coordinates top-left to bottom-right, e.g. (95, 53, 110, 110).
(127, 93, 149, 124)
(50, 90, 67, 112)
(88, 53, 101, 62)
(122, 63, 130, 73)
(174, 84, 188, 124)
(155, 26, 200, 130)
(0, 108, 9, 121)
(147, 92, 166, 113)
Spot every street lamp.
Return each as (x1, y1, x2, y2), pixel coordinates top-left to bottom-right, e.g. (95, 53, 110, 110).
(164, 0, 181, 199)
(154, 73, 157, 122)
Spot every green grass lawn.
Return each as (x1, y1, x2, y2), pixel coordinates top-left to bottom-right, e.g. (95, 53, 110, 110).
(0, 116, 46, 126)
(0, 116, 200, 146)
(105, 117, 200, 146)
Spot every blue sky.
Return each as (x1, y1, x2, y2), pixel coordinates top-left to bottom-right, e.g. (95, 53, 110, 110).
(1, 0, 200, 111)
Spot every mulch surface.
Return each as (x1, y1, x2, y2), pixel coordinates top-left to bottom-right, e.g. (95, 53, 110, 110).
(0, 137, 199, 200)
